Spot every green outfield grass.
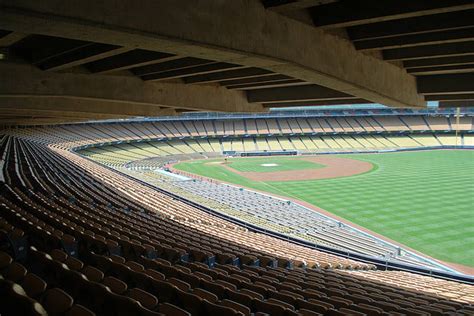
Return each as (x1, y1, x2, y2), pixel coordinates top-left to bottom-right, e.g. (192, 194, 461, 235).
(175, 150, 474, 267)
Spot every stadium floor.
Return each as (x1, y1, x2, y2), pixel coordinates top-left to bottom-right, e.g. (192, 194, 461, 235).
(174, 150, 474, 269)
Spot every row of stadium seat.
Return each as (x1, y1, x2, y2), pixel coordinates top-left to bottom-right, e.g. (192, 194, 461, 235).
(121, 166, 448, 271)
(8, 115, 473, 149)
(1, 129, 474, 315)
(78, 134, 470, 168)
(3, 211, 474, 316)
(3, 204, 474, 316)
(2, 136, 370, 268)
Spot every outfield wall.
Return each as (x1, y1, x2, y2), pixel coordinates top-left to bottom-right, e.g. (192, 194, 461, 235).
(225, 145, 474, 157)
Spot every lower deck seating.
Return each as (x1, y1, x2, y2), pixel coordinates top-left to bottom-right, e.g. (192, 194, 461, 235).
(0, 134, 473, 315)
(136, 174, 422, 263)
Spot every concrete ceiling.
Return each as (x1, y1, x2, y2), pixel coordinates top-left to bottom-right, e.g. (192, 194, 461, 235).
(0, 0, 473, 125)
(264, 0, 474, 108)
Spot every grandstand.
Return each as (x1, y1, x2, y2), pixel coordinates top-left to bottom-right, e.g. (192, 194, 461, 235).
(1, 107, 473, 315)
(2, 1, 474, 314)
(66, 109, 473, 168)
(67, 109, 473, 274)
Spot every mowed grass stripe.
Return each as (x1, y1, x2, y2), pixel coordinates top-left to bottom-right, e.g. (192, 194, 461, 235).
(175, 150, 474, 267)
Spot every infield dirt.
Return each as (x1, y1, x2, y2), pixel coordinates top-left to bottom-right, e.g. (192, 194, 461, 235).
(219, 156, 374, 181)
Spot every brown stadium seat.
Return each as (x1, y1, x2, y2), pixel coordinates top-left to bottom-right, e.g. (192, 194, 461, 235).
(158, 302, 191, 316)
(82, 265, 104, 283)
(61, 234, 78, 257)
(77, 280, 111, 314)
(60, 269, 89, 300)
(151, 279, 180, 303)
(240, 288, 265, 301)
(159, 264, 182, 279)
(352, 303, 384, 315)
(4, 261, 28, 283)
(178, 270, 201, 288)
(193, 287, 219, 303)
(213, 266, 229, 276)
(189, 247, 214, 264)
(298, 288, 325, 301)
(239, 254, 259, 266)
(128, 287, 159, 310)
(214, 279, 237, 291)
(103, 276, 128, 295)
(256, 280, 277, 292)
(216, 252, 237, 264)
(337, 307, 366, 315)
(227, 289, 255, 308)
(202, 299, 244, 316)
(0, 251, 13, 270)
(103, 291, 142, 316)
(269, 290, 301, 306)
(345, 293, 372, 305)
(110, 254, 126, 264)
(168, 277, 191, 292)
(254, 298, 288, 316)
(326, 287, 347, 297)
(414, 305, 445, 316)
(397, 308, 431, 315)
(298, 309, 323, 316)
(279, 281, 302, 292)
(296, 298, 330, 314)
(176, 289, 204, 316)
(268, 297, 295, 310)
(221, 299, 251, 316)
(276, 258, 292, 269)
(131, 269, 155, 291)
(431, 302, 457, 312)
(392, 299, 416, 309)
(308, 298, 335, 311)
(50, 249, 68, 262)
(258, 255, 277, 267)
(200, 278, 226, 298)
(372, 300, 401, 312)
(241, 281, 268, 297)
(41, 288, 74, 315)
(144, 268, 165, 281)
(176, 265, 192, 274)
(193, 271, 212, 281)
(21, 273, 48, 299)
(0, 280, 48, 316)
(125, 260, 145, 272)
(112, 261, 137, 285)
(281, 289, 304, 300)
(65, 304, 96, 316)
(241, 265, 264, 275)
(65, 256, 84, 271)
(326, 296, 353, 309)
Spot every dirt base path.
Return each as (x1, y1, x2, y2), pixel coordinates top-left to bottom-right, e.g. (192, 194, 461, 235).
(221, 156, 374, 181)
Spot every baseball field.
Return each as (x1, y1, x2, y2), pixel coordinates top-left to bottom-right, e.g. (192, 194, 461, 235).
(174, 150, 474, 268)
